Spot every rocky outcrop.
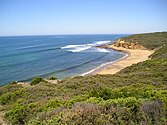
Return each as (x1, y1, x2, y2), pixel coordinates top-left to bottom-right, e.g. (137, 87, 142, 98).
(97, 40, 146, 50)
(113, 39, 146, 50)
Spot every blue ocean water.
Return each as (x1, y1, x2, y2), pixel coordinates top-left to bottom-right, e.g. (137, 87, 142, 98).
(0, 34, 128, 85)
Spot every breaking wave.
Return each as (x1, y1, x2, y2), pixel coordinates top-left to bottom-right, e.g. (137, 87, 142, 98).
(61, 40, 111, 53)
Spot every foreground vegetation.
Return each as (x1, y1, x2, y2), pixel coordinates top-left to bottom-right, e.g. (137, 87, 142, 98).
(0, 32, 167, 125)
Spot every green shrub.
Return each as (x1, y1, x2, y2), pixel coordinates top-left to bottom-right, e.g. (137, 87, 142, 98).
(0, 84, 23, 96)
(8, 81, 17, 85)
(86, 97, 104, 104)
(5, 104, 28, 125)
(0, 93, 13, 105)
(28, 116, 63, 125)
(30, 77, 45, 85)
(65, 94, 89, 108)
(89, 88, 113, 100)
(105, 97, 142, 109)
(48, 76, 57, 80)
(40, 99, 63, 111)
(0, 89, 24, 105)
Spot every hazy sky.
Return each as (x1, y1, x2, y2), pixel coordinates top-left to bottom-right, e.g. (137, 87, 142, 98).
(0, 0, 167, 36)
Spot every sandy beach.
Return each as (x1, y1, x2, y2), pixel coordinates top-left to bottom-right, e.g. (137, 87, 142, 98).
(86, 44, 154, 75)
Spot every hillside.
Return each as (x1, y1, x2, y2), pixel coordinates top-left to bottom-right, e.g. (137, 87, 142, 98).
(0, 32, 167, 125)
(119, 32, 167, 50)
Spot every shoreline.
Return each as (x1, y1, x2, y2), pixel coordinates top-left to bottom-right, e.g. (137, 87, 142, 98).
(83, 44, 154, 75)
(82, 53, 128, 76)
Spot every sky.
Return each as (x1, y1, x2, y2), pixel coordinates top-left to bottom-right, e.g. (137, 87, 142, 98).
(0, 0, 167, 36)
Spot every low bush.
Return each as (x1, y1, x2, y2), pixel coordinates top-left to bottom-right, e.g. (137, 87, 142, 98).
(5, 104, 28, 125)
(30, 77, 45, 85)
(48, 76, 57, 80)
(8, 81, 17, 85)
(89, 88, 113, 100)
(40, 99, 63, 112)
(0, 88, 25, 105)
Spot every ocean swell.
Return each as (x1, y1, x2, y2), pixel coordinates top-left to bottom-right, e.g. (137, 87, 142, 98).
(37, 53, 109, 77)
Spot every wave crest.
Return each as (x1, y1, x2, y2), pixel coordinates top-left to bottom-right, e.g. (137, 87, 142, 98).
(97, 48, 110, 53)
(61, 40, 111, 53)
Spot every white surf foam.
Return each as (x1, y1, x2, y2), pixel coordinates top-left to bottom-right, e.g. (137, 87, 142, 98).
(94, 40, 111, 45)
(97, 48, 110, 53)
(61, 40, 112, 53)
(61, 45, 83, 49)
(61, 44, 92, 52)
(69, 46, 92, 52)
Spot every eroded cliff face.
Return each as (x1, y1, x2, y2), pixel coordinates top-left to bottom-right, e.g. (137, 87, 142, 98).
(97, 39, 146, 50)
(113, 39, 146, 50)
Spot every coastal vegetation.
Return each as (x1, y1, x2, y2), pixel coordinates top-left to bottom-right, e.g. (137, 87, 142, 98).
(0, 32, 167, 125)
(119, 32, 167, 50)
(30, 77, 46, 85)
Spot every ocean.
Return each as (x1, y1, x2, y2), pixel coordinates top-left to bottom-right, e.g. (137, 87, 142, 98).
(0, 34, 128, 85)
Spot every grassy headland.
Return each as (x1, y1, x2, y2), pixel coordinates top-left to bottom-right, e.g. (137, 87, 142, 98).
(0, 32, 167, 125)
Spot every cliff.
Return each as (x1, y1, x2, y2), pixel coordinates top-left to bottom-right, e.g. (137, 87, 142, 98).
(113, 39, 146, 49)
(98, 39, 146, 50)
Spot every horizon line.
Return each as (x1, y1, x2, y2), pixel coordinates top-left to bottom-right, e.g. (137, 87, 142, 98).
(0, 31, 166, 37)
(0, 33, 131, 37)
